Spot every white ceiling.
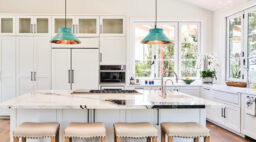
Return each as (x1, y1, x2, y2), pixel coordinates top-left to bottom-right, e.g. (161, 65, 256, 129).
(182, 0, 249, 11)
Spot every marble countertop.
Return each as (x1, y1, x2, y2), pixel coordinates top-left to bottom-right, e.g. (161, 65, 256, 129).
(203, 84, 256, 95)
(0, 90, 220, 110)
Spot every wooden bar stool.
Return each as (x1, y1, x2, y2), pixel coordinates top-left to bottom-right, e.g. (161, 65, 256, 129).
(114, 122, 158, 142)
(13, 122, 60, 142)
(161, 122, 210, 142)
(64, 122, 106, 142)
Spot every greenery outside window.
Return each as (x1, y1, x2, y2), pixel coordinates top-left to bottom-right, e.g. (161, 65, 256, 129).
(134, 22, 200, 79)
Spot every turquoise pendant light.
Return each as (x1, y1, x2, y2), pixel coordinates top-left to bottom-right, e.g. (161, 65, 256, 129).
(141, 0, 171, 44)
(51, 0, 80, 44)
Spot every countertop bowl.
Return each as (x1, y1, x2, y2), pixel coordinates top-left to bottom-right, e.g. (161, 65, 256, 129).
(183, 79, 195, 85)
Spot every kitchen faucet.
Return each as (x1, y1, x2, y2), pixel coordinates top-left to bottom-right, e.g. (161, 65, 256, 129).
(161, 70, 179, 98)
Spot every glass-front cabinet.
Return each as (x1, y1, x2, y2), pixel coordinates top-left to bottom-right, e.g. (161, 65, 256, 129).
(76, 16, 99, 36)
(0, 17, 15, 34)
(53, 17, 74, 34)
(100, 16, 125, 36)
(18, 16, 51, 35)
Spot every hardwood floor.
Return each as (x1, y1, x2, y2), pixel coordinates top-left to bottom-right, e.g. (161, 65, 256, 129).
(0, 119, 252, 142)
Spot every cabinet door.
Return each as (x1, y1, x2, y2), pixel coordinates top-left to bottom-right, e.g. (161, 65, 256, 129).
(0, 37, 16, 101)
(100, 16, 125, 36)
(16, 37, 35, 95)
(224, 105, 241, 132)
(100, 37, 126, 65)
(52, 49, 71, 90)
(76, 16, 99, 36)
(34, 17, 51, 35)
(207, 105, 224, 125)
(0, 17, 15, 35)
(18, 17, 33, 34)
(72, 49, 99, 90)
(34, 37, 51, 90)
(53, 17, 75, 34)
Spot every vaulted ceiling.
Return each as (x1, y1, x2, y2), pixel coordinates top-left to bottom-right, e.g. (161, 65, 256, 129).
(182, 0, 249, 11)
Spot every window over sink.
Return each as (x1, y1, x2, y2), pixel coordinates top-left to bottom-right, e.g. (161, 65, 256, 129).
(132, 21, 201, 79)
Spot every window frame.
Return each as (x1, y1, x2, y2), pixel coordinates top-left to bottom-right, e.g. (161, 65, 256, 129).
(131, 20, 202, 80)
(226, 12, 246, 82)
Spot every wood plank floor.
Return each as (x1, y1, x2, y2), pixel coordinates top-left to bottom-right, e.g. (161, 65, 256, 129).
(0, 120, 251, 142)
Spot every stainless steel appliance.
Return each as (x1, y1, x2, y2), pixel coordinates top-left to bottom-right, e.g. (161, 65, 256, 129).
(100, 65, 126, 84)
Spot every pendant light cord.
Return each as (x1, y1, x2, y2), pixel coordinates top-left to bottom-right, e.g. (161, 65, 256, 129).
(155, 0, 157, 29)
(65, 0, 67, 28)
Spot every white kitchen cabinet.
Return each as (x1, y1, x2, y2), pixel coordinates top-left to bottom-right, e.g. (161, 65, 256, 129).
(0, 16, 15, 35)
(0, 36, 16, 116)
(100, 37, 126, 65)
(52, 48, 99, 90)
(100, 16, 125, 36)
(16, 36, 51, 95)
(52, 16, 75, 34)
(76, 16, 99, 37)
(18, 16, 51, 35)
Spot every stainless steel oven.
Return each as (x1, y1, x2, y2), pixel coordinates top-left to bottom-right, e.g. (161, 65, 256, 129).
(100, 65, 126, 84)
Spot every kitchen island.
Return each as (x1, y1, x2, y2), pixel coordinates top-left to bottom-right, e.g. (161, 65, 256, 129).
(1, 90, 219, 142)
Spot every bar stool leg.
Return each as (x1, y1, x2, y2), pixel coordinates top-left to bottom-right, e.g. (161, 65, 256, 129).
(161, 130, 165, 142)
(204, 136, 210, 142)
(147, 137, 151, 142)
(168, 137, 173, 142)
(13, 137, 19, 142)
(51, 137, 56, 142)
(56, 129, 59, 142)
(152, 137, 157, 142)
(116, 137, 121, 142)
(21, 138, 26, 142)
(65, 137, 70, 142)
(194, 137, 199, 142)
(101, 137, 106, 142)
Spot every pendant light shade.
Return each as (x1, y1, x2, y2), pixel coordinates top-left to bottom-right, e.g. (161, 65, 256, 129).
(51, 28, 80, 44)
(141, 28, 170, 44)
(50, 0, 80, 44)
(141, 0, 171, 44)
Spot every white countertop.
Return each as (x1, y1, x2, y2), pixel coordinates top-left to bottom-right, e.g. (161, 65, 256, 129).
(0, 90, 220, 110)
(203, 84, 256, 95)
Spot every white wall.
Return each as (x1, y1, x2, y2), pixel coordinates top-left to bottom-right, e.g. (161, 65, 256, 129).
(0, 0, 213, 53)
(213, 0, 255, 83)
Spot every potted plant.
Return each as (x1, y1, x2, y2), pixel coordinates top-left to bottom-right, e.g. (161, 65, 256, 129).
(196, 54, 218, 84)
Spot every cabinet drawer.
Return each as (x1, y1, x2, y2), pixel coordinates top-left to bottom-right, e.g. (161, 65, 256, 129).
(212, 90, 240, 105)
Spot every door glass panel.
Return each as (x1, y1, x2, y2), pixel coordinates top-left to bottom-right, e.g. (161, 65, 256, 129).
(79, 19, 97, 34)
(248, 12, 256, 82)
(1, 18, 13, 33)
(228, 16, 242, 79)
(37, 18, 48, 33)
(180, 24, 199, 78)
(54, 18, 72, 33)
(19, 18, 31, 33)
(102, 19, 123, 34)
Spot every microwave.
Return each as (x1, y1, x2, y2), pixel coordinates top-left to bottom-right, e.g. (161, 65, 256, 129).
(100, 65, 126, 83)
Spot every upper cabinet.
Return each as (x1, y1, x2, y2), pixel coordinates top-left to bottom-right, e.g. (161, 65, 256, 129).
(100, 16, 126, 36)
(53, 16, 99, 37)
(0, 17, 15, 35)
(18, 16, 51, 35)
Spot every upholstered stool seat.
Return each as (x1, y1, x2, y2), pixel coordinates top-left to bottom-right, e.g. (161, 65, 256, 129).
(161, 122, 210, 142)
(114, 122, 158, 142)
(64, 122, 106, 142)
(13, 122, 59, 142)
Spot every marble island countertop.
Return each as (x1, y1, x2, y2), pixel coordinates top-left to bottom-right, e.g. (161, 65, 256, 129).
(0, 90, 220, 110)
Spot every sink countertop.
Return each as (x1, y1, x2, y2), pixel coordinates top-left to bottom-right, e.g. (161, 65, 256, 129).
(0, 90, 220, 110)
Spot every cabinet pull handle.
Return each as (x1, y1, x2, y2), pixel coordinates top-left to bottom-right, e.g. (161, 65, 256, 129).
(31, 72, 33, 81)
(30, 24, 33, 33)
(76, 24, 79, 34)
(223, 107, 226, 118)
(68, 70, 71, 83)
(99, 52, 102, 62)
(72, 24, 75, 33)
(34, 72, 36, 81)
(71, 69, 74, 83)
(34, 24, 37, 33)
(221, 108, 223, 117)
(100, 24, 103, 33)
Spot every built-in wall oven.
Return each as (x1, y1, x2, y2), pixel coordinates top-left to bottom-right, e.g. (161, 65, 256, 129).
(100, 65, 126, 84)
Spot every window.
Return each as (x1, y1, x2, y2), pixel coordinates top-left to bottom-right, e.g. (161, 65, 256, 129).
(226, 6, 256, 84)
(133, 21, 200, 79)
